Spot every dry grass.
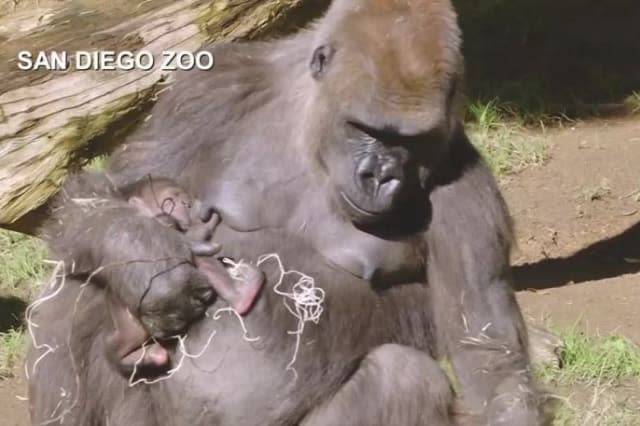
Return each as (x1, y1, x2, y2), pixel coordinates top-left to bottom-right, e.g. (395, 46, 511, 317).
(537, 329, 640, 425)
(0, 329, 26, 378)
(466, 100, 549, 176)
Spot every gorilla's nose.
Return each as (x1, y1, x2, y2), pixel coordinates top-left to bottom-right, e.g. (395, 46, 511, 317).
(378, 161, 401, 185)
(356, 155, 403, 197)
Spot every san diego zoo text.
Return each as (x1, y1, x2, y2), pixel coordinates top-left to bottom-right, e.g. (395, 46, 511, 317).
(17, 50, 215, 71)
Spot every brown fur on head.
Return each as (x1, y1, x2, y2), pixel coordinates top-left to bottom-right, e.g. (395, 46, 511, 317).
(309, 0, 463, 137)
(301, 0, 464, 227)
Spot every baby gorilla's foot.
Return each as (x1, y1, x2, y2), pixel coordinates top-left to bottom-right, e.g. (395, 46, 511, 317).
(195, 257, 265, 315)
(221, 258, 265, 315)
(105, 295, 171, 379)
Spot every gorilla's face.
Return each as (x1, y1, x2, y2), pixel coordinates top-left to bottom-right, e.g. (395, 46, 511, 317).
(306, 14, 461, 229)
(321, 118, 448, 228)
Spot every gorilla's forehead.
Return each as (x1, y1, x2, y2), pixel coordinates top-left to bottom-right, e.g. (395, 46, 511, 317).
(328, 0, 462, 70)
(319, 4, 461, 124)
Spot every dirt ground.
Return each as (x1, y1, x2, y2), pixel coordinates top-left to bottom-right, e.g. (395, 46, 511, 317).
(1, 116, 639, 425)
(0, 374, 28, 426)
(508, 117, 640, 343)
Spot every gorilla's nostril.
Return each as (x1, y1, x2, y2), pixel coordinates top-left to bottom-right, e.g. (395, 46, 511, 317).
(380, 178, 400, 193)
(378, 174, 396, 185)
(378, 163, 400, 186)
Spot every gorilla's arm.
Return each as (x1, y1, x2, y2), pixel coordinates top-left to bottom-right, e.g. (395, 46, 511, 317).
(33, 43, 276, 342)
(40, 172, 215, 339)
(106, 43, 278, 190)
(426, 134, 539, 424)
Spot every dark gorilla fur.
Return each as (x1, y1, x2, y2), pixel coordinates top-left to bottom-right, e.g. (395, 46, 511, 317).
(27, 0, 541, 425)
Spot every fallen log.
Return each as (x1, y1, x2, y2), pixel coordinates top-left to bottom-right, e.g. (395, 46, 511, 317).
(0, 0, 323, 229)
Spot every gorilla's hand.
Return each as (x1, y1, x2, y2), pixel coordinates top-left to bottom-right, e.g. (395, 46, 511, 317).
(100, 213, 216, 339)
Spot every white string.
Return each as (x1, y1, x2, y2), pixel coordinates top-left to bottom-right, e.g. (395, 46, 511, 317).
(222, 257, 253, 282)
(128, 307, 259, 387)
(256, 253, 325, 379)
(29, 253, 323, 393)
(24, 260, 66, 380)
(27, 262, 105, 425)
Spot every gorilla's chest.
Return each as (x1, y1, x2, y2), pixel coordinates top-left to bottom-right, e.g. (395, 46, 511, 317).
(213, 224, 424, 288)
(203, 174, 425, 285)
(313, 225, 425, 285)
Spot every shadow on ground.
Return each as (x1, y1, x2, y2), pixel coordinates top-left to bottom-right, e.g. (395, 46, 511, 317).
(514, 221, 640, 290)
(0, 296, 27, 332)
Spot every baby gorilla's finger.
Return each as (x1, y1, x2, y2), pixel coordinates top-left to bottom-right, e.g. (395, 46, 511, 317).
(190, 241, 222, 256)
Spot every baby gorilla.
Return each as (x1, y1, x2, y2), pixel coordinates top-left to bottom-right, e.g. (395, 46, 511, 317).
(105, 177, 265, 377)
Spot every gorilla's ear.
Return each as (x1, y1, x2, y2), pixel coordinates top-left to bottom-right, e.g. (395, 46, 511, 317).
(310, 45, 336, 80)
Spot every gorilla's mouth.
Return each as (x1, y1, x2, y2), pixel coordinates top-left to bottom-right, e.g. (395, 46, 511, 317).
(339, 191, 388, 218)
(340, 190, 428, 235)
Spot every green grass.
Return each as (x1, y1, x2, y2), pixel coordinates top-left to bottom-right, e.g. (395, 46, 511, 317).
(85, 155, 109, 172)
(558, 333, 640, 383)
(0, 229, 47, 376)
(467, 99, 506, 132)
(0, 329, 26, 378)
(626, 92, 640, 114)
(466, 100, 548, 176)
(548, 396, 640, 426)
(538, 331, 640, 385)
(536, 329, 640, 425)
(0, 230, 47, 295)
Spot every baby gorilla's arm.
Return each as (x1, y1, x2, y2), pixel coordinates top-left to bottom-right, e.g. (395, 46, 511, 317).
(196, 256, 265, 315)
(187, 204, 265, 315)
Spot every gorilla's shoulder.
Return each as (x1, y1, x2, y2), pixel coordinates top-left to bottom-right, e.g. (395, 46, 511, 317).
(149, 38, 306, 126)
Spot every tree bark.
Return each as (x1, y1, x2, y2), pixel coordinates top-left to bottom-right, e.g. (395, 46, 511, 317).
(0, 0, 322, 229)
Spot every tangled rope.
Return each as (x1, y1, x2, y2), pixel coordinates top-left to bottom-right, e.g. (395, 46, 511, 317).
(257, 253, 325, 379)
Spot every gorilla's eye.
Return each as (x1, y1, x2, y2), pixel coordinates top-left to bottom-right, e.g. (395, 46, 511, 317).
(310, 45, 335, 80)
(346, 121, 377, 144)
(347, 121, 428, 147)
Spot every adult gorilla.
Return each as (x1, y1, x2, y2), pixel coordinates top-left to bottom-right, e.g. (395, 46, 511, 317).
(27, 0, 540, 424)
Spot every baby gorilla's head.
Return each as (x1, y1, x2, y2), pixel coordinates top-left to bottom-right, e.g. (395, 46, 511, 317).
(123, 177, 193, 231)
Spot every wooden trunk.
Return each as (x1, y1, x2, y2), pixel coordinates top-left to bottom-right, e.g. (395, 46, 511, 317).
(0, 0, 324, 228)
